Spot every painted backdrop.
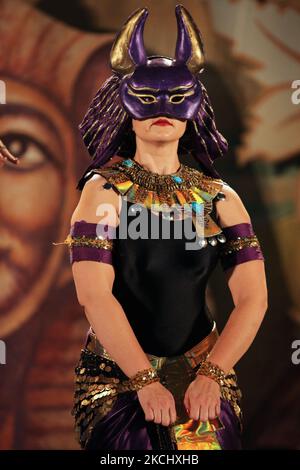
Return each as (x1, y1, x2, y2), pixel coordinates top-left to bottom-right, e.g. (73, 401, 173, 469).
(0, 0, 299, 449)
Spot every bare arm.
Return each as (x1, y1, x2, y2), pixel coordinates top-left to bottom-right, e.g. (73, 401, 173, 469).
(184, 184, 268, 421)
(70, 173, 177, 426)
(70, 174, 153, 378)
(207, 184, 268, 374)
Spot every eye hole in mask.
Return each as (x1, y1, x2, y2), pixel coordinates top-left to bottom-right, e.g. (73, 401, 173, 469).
(137, 95, 158, 104)
(169, 94, 185, 104)
(127, 89, 196, 106)
(127, 88, 158, 104)
(169, 90, 195, 104)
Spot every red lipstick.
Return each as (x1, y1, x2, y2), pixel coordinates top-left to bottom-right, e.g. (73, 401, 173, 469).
(152, 118, 172, 126)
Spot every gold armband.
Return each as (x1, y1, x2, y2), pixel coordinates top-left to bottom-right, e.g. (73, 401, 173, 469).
(56, 233, 113, 251)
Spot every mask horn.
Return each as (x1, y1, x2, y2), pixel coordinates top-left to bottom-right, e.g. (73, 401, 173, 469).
(110, 7, 148, 76)
(174, 4, 205, 74)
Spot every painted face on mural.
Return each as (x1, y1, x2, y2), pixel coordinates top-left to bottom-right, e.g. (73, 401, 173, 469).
(0, 78, 73, 335)
(0, 0, 113, 337)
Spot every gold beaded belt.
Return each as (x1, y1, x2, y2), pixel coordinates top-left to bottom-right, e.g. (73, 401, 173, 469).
(86, 321, 219, 370)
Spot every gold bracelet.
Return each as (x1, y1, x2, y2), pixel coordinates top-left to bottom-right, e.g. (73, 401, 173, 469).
(195, 359, 226, 387)
(119, 367, 160, 392)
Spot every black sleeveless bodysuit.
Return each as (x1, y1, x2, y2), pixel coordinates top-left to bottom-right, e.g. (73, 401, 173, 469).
(92, 158, 226, 357)
(112, 200, 219, 356)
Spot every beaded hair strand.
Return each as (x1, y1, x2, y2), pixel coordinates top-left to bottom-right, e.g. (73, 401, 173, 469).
(77, 74, 129, 190)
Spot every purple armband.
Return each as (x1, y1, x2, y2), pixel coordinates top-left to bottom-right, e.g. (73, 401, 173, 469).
(53, 220, 116, 265)
(219, 222, 264, 271)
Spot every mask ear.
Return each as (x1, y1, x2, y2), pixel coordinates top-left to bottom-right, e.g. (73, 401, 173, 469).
(174, 4, 205, 74)
(110, 7, 148, 76)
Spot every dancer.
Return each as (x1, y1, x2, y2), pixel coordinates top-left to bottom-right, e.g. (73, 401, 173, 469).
(55, 5, 267, 450)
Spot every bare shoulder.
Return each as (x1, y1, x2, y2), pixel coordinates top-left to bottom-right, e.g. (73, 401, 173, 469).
(70, 173, 120, 226)
(215, 182, 251, 228)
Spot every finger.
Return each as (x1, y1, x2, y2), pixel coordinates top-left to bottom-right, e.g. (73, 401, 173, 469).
(189, 400, 200, 421)
(161, 403, 170, 427)
(200, 404, 208, 422)
(216, 401, 221, 416)
(153, 406, 162, 424)
(144, 406, 154, 422)
(208, 404, 217, 420)
(183, 394, 190, 414)
(8, 156, 19, 164)
(0, 144, 19, 164)
(0, 150, 18, 163)
(4, 148, 19, 163)
(170, 402, 177, 424)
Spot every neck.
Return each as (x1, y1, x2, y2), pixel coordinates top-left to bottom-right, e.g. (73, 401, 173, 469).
(133, 136, 180, 175)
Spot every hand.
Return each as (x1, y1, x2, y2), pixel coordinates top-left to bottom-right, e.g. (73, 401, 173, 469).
(183, 374, 221, 421)
(0, 139, 19, 167)
(137, 381, 177, 426)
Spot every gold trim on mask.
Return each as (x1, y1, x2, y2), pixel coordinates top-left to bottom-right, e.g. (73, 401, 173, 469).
(179, 6, 205, 74)
(110, 9, 148, 75)
(127, 85, 195, 105)
(130, 84, 160, 92)
(168, 84, 194, 92)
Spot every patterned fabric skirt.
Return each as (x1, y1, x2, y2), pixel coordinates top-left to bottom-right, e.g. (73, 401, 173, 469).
(71, 322, 243, 450)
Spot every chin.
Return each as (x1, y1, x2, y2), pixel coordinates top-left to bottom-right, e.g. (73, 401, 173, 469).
(151, 130, 176, 138)
(151, 137, 175, 144)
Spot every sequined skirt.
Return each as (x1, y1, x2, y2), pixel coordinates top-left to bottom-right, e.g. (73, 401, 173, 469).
(71, 322, 243, 450)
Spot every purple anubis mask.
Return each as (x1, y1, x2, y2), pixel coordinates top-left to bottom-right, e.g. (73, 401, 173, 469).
(112, 6, 204, 121)
(77, 4, 228, 190)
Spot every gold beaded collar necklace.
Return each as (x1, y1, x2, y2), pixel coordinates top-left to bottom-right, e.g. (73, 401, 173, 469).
(117, 157, 211, 193)
(90, 158, 226, 240)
